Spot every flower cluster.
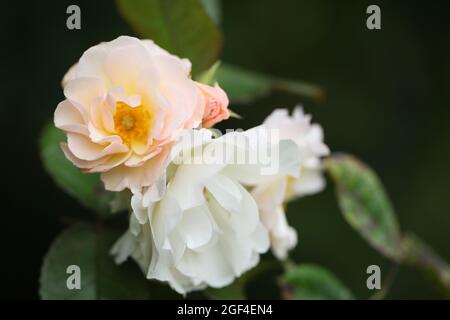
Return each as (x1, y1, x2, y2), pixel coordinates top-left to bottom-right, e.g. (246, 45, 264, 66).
(55, 36, 329, 294)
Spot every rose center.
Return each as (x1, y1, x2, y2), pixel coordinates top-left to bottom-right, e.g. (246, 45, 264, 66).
(121, 114, 135, 130)
(113, 101, 152, 146)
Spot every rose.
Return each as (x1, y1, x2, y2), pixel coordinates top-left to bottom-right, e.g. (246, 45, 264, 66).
(54, 36, 209, 192)
(111, 128, 301, 294)
(263, 106, 330, 199)
(251, 177, 298, 260)
(250, 106, 330, 259)
(196, 83, 230, 128)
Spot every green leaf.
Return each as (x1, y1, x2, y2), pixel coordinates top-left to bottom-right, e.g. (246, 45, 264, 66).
(215, 63, 325, 104)
(116, 0, 223, 75)
(196, 61, 221, 85)
(401, 233, 450, 296)
(200, 0, 222, 25)
(281, 264, 354, 300)
(39, 222, 149, 299)
(325, 154, 402, 261)
(39, 122, 113, 214)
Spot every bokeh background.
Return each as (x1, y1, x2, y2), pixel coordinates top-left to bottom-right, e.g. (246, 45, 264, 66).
(2, 0, 450, 299)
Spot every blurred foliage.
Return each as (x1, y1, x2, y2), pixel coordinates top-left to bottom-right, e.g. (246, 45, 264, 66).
(40, 122, 113, 214)
(216, 63, 325, 104)
(200, 0, 222, 25)
(325, 154, 450, 298)
(401, 234, 450, 297)
(40, 222, 149, 299)
(325, 154, 402, 261)
(116, 0, 223, 76)
(280, 263, 354, 300)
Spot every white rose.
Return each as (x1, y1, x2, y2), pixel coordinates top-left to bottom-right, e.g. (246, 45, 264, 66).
(250, 106, 330, 260)
(111, 127, 301, 294)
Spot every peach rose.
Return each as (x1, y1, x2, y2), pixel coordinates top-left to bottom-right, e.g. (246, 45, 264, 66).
(196, 82, 230, 128)
(54, 36, 205, 192)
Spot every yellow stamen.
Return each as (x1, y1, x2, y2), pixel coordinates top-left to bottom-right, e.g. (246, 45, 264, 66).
(113, 101, 151, 146)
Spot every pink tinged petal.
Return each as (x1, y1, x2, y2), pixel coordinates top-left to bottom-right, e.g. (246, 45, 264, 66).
(136, 67, 163, 139)
(187, 89, 205, 129)
(154, 53, 192, 83)
(103, 110, 115, 134)
(89, 151, 131, 172)
(102, 98, 116, 133)
(60, 143, 109, 170)
(67, 133, 128, 161)
(108, 86, 142, 108)
(54, 100, 89, 135)
(150, 107, 164, 140)
(142, 39, 192, 76)
(137, 64, 161, 92)
(72, 44, 109, 84)
(154, 56, 201, 138)
(69, 37, 146, 87)
(100, 144, 171, 192)
(109, 35, 144, 48)
(104, 44, 151, 89)
(131, 140, 150, 156)
(124, 147, 161, 167)
(89, 97, 107, 130)
(157, 99, 181, 140)
(128, 95, 141, 108)
(62, 63, 78, 86)
(87, 123, 123, 145)
(196, 82, 230, 128)
(64, 77, 106, 112)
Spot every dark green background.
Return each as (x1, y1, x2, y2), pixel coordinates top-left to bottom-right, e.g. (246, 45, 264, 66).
(2, 0, 449, 299)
